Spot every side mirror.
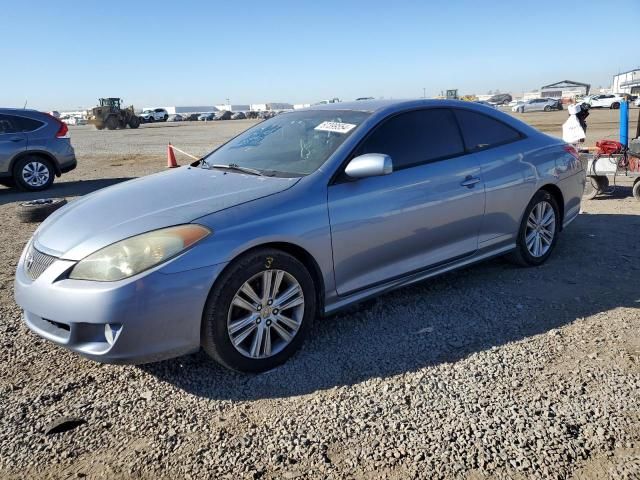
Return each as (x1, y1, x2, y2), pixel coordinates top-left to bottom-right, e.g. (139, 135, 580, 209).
(345, 153, 393, 179)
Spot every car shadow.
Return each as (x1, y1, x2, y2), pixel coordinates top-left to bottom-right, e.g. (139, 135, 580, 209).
(0, 178, 134, 206)
(141, 211, 638, 401)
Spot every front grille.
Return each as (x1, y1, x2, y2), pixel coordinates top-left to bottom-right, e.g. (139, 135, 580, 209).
(24, 244, 57, 280)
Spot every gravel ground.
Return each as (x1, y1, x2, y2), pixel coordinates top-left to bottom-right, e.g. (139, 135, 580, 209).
(0, 114, 639, 479)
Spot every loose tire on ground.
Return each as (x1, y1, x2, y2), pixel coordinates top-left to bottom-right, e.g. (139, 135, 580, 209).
(506, 190, 560, 267)
(13, 156, 55, 192)
(16, 198, 67, 223)
(202, 248, 316, 373)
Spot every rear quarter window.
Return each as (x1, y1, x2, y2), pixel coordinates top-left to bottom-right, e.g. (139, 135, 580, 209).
(13, 116, 45, 132)
(453, 109, 522, 152)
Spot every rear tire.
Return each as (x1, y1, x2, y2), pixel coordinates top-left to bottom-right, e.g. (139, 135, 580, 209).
(544, 105, 551, 112)
(13, 156, 55, 192)
(202, 248, 316, 373)
(507, 190, 560, 267)
(633, 180, 640, 201)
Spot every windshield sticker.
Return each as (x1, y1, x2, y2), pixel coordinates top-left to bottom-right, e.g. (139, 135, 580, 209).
(314, 121, 357, 134)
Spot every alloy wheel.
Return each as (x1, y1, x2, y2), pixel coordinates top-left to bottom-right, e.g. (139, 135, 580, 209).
(525, 200, 556, 257)
(227, 269, 305, 359)
(22, 161, 50, 187)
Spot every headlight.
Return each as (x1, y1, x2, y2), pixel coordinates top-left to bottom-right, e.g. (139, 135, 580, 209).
(69, 224, 210, 281)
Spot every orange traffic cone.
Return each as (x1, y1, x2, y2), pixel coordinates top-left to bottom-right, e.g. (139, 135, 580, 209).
(167, 143, 179, 168)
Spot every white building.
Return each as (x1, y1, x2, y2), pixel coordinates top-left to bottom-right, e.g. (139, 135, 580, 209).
(215, 104, 251, 112)
(156, 106, 217, 114)
(540, 80, 590, 100)
(612, 69, 640, 95)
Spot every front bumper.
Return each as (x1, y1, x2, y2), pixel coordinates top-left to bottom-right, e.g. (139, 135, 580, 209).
(14, 246, 226, 364)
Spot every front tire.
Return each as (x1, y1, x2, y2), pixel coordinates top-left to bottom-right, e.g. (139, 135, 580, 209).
(507, 190, 560, 267)
(128, 116, 141, 129)
(544, 105, 551, 112)
(105, 116, 118, 130)
(611, 102, 620, 110)
(202, 249, 316, 372)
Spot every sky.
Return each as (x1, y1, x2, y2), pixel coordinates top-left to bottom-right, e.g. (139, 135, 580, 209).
(1, 0, 638, 110)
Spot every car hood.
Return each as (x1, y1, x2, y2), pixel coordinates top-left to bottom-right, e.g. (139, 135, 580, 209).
(33, 167, 299, 261)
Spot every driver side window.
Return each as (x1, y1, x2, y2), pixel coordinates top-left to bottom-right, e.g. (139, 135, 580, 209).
(356, 109, 465, 170)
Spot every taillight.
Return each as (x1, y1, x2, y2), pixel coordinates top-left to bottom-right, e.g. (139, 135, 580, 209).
(563, 144, 579, 161)
(55, 121, 69, 138)
(41, 112, 69, 138)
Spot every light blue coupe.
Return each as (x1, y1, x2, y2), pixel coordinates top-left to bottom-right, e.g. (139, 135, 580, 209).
(15, 100, 585, 372)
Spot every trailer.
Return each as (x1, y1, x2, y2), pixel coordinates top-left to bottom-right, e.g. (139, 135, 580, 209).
(582, 151, 640, 200)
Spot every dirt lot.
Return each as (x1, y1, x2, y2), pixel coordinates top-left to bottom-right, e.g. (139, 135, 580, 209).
(0, 110, 638, 479)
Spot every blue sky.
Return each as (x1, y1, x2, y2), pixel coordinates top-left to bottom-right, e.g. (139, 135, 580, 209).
(2, 0, 638, 110)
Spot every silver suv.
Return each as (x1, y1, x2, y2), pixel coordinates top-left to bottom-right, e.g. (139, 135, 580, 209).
(0, 109, 77, 191)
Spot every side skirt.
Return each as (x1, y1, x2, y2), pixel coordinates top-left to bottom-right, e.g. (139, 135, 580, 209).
(323, 243, 515, 316)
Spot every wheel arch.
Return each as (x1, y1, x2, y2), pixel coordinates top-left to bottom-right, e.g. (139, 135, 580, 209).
(538, 183, 565, 230)
(209, 241, 326, 317)
(10, 150, 61, 177)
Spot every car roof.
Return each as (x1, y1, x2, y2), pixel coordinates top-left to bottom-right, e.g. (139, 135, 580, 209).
(0, 108, 43, 114)
(301, 98, 541, 136)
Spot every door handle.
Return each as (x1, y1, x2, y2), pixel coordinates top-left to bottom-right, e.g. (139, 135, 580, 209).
(460, 176, 480, 188)
(10, 137, 24, 142)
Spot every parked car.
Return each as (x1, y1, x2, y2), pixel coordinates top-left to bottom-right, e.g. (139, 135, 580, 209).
(584, 94, 625, 109)
(231, 112, 247, 120)
(635, 97, 640, 108)
(185, 113, 201, 121)
(508, 100, 524, 108)
(167, 114, 184, 122)
(474, 101, 498, 109)
(14, 100, 584, 372)
(198, 113, 215, 121)
(139, 108, 169, 123)
(355, 97, 375, 101)
(214, 111, 233, 121)
(512, 98, 562, 113)
(0, 109, 77, 191)
(487, 93, 512, 106)
(61, 115, 87, 126)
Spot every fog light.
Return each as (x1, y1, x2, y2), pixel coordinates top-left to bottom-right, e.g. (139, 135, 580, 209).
(104, 323, 122, 346)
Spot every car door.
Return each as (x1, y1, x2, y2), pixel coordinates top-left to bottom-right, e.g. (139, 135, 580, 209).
(327, 108, 485, 296)
(451, 108, 528, 244)
(0, 114, 26, 175)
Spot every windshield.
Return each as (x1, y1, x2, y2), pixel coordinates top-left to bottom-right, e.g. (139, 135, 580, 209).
(201, 109, 370, 176)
